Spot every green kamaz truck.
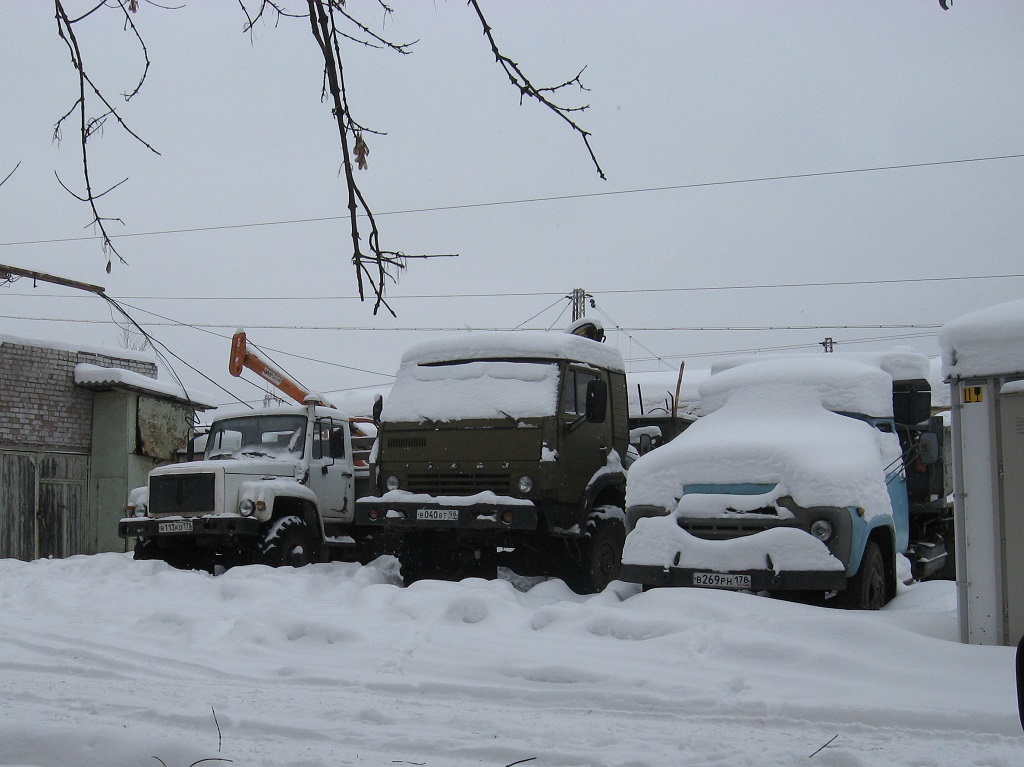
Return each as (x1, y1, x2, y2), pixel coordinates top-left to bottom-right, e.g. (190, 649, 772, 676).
(354, 321, 629, 593)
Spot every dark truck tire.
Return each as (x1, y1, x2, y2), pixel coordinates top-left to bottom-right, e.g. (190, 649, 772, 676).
(839, 539, 888, 610)
(259, 515, 316, 568)
(565, 511, 626, 595)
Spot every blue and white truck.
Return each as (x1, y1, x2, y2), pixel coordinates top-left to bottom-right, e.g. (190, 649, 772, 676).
(618, 351, 951, 609)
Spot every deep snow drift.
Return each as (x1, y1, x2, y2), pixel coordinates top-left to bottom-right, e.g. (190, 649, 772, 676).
(0, 554, 1021, 767)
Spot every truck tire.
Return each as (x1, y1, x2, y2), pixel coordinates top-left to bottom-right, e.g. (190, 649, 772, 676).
(566, 512, 626, 595)
(258, 515, 316, 568)
(839, 540, 887, 610)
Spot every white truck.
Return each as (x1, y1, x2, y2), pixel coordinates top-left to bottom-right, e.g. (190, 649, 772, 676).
(619, 351, 951, 609)
(118, 332, 377, 569)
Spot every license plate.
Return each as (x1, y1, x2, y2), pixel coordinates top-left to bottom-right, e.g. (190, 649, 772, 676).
(693, 572, 751, 590)
(158, 520, 193, 534)
(416, 509, 459, 522)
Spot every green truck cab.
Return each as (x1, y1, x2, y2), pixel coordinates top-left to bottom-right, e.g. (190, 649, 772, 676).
(354, 323, 630, 593)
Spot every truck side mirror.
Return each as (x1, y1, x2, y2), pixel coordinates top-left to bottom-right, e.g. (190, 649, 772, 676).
(585, 379, 607, 423)
(918, 432, 940, 465)
(372, 394, 383, 425)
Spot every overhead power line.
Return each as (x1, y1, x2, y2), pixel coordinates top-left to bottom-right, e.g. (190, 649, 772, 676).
(6, 272, 1023, 302)
(0, 314, 944, 332)
(2, 152, 1021, 249)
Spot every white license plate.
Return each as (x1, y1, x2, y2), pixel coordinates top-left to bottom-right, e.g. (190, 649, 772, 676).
(693, 572, 751, 590)
(416, 509, 459, 522)
(158, 520, 193, 534)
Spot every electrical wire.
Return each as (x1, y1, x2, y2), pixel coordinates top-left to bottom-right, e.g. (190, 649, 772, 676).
(3, 152, 1021, 249)
(5, 271, 1022, 302)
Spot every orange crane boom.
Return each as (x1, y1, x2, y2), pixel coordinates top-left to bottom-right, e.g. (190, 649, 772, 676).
(228, 331, 375, 459)
(229, 330, 331, 408)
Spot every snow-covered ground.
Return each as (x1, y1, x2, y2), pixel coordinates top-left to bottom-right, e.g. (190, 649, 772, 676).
(1, 554, 1020, 767)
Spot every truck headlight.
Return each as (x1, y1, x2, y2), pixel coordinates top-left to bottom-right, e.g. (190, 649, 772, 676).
(385, 475, 400, 492)
(239, 499, 256, 517)
(810, 519, 833, 542)
(517, 475, 534, 494)
(126, 502, 147, 518)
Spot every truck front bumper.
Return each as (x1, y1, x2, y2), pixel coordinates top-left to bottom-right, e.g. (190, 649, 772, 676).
(354, 497, 538, 532)
(618, 562, 848, 592)
(119, 516, 261, 540)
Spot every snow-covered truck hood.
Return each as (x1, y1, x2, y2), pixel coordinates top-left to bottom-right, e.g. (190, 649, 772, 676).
(150, 457, 298, 480)
(625, 382, 901, 523)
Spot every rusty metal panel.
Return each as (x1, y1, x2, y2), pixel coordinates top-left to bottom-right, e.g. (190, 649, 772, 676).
(0, 452, 36, 560)
(137, 397, 193, 462)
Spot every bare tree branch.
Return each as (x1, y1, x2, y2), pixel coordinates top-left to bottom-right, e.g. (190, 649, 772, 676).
(0, 161, 21, 188)
(53, 0, 161, 273)
(49, 0, 600, 308)
(467, 0, 605, 180)
(305, 0, 456, 316)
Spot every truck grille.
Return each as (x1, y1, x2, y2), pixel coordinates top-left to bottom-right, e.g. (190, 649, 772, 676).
(406, 472, 511, 495)
(150, 473, 216, 515)
(387, 436, 427, 449)
(681, 520, 777, 540)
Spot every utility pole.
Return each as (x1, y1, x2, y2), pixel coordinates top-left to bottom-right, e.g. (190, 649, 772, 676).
(820, 337, 835, 353)
(0, 263, 105, 295)
(569, 287, 594, 322)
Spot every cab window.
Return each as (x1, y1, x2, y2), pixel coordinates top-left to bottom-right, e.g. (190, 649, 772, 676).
(562, 368, 600, 416)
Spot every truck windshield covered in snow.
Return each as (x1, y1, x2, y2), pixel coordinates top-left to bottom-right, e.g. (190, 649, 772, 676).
(205, 414, 307, 459)
(382, 359, 560, 423)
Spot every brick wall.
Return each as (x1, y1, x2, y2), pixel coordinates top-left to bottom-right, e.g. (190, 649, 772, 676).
(0, 340, 157, 453)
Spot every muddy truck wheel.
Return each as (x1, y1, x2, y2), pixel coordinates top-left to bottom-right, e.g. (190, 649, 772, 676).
(839, 539, 888, 610)
(566, 512, 626, 595)
(258, 515, 316, 568)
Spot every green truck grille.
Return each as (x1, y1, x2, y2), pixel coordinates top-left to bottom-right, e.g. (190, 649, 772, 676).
(406, 472, 511, 495)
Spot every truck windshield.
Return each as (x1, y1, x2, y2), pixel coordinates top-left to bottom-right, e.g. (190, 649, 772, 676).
(384, 359, 560, 422)
(205, 415, 307, 459)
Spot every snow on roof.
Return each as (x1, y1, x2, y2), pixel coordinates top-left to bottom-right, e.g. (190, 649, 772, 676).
(939, 298, 1024, 379)
(711, 347, 930, 383)
(0, 332, 156, 364)
(928, 356, 950, 410)
(74, 364, 218, 409)
(398, 331, 626, 373)
(699, 357, 895, 418)
(382, 358, 560, 423)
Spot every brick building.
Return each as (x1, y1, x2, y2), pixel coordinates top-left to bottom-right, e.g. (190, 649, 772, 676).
(1, 334, 213, 560)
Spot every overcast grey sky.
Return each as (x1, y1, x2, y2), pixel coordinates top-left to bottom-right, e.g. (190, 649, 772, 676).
(2, 1, 1022, 412)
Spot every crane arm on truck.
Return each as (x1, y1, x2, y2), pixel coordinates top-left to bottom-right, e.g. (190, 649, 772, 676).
(229, 329, 335, 409)
(229, 330, 374, 457)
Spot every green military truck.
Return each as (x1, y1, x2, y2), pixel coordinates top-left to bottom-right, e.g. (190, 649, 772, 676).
(354, 321, 630, 593)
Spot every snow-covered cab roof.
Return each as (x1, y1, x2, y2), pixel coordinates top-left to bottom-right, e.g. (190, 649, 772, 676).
(711, 348, 930, 384)
(382, 331, 624, 424)
(398, 331, 625, 373)
(700, 357, 895, 419)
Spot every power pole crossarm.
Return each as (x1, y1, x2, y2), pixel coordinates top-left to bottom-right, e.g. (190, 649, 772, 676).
(0, 262, 105, 294)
